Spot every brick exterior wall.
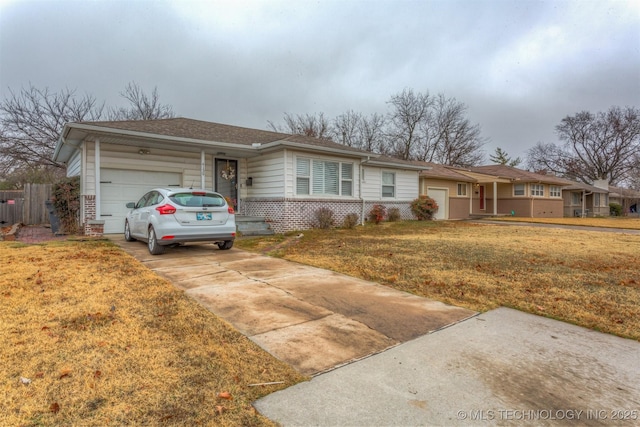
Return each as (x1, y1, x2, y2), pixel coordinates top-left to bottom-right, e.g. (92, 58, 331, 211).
(82, 195, 97, 236)
(242, 197, 413, 233)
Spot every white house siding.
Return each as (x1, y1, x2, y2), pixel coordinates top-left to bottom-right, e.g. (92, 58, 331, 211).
(66, 150, 81, 177)
(245, 151, 286, 198)
(362, 166, 419, 201)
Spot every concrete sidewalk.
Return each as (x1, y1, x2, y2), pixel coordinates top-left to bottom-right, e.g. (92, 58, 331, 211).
(110, 236, 475, 376)
(256, 307, 640, 426)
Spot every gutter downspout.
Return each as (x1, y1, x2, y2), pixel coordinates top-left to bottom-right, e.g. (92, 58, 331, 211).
(360, 156, 370, 225)
(95, 139, 101, 221)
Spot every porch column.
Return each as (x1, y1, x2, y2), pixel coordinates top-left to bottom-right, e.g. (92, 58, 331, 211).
(200, 150, 206, 189)
(493, 181, 498, 215)
(95, 139, 101, 220)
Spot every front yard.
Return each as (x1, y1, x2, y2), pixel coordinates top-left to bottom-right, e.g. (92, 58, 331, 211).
(2, 218, 638, 425)
(0, 240, 306, 426)
(236, 219, 640, 341)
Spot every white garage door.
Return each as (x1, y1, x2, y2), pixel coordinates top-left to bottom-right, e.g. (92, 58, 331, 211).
(427, 188, 448, 220)
(100, 169, 182, 234)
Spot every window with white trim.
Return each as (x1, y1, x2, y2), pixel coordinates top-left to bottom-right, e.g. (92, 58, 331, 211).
(595, 193, 601, 207)
(514, 183, 525, 196)
(549, 185, 561, 198)
(382, 172, 395, 198)
(531, 184, 544, 197)
(457, 183, 467, 196)
(296, 157, 354, 196)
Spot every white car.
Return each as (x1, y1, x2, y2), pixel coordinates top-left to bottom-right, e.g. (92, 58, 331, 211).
(124, 188, 236, 255)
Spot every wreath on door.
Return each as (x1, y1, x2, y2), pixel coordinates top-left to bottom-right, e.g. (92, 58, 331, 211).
(220, 161, 235, 180)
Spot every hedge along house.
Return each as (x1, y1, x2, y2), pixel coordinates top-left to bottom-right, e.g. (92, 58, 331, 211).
(52, 118, 426, 235)
(452, 165, 569, 218)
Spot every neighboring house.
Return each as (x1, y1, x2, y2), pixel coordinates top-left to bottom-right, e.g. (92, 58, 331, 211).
(455, 165, 568, 218)
(418, 164, 569, 219)
(562, 180, 610, 217)
(609, 185, 640, 215)
(52, 118, 426, 235)
(417, 163, 476, 220)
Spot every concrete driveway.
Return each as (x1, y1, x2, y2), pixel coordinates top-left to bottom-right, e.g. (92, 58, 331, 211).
(110, 236, 640, 426)
(110, 236, 476, 376)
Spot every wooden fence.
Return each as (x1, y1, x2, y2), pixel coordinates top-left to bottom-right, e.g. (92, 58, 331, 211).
(0, 184, 52, 226)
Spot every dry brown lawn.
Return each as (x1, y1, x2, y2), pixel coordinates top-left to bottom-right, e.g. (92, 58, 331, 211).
(484, 216, 640, 229)
(236, 220, 640, 341)
(0, 240, 306, 426)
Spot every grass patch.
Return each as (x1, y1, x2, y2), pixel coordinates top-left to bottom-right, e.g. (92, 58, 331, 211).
(0, 240, 306, 426)
(236, 221, 640, 341)
(483, 216, 640, 229)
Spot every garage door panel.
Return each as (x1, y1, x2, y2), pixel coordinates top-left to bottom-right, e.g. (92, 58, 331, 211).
(100, 169, 181, 234)
(427, 188, 448, 220)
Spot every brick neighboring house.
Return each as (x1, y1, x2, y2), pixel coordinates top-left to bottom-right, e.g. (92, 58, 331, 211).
(53, 118, 426, 235)
(419, 164, 568, 219)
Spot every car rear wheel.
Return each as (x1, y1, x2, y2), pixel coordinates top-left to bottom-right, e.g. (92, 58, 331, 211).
(217, 240, 234, 250)
(124, 221, 136, 242)
(148, 226, 165, 255)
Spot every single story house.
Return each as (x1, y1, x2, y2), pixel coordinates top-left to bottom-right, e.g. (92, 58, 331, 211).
(52, 118, 426, 235)
(562, 180, 610, 217)
(420, 164, 568, 219)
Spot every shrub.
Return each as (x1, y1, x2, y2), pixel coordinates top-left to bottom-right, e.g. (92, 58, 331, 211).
(314, 207, 336, 229)
(368, 204, 386, 224)
(387, 207, 401, 222)
(343, 213, 359, 229)
(610, 203, 623, 217)
(51, 176, 81, 234)
(410, 196, 439, 220)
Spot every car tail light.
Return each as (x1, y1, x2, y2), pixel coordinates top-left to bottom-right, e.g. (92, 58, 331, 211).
(156, 204, 176, 215)
(192, 191, 206, 196)
(161, 235, 175, 240)
(228, 206, 235, 214)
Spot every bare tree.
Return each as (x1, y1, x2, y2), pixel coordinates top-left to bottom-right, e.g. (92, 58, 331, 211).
(359, 112, 386, 153)
(0, 84, 104, 175)
(427, 94, 485, 167)
(527, 106, 640, 185)
(268, 112, 332, 139)
(385, 88, 432, 160)
(332, 110, 362, 147)
(108, 82, 175, 120)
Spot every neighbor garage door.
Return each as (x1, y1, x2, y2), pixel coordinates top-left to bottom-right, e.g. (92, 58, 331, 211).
(100, 169, 182, 234)
(427, 188, 448, 220)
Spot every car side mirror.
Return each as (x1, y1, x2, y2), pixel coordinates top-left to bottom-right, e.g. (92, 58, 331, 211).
(126, 202, 136, 209)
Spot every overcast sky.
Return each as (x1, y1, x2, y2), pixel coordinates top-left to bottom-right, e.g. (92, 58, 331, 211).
(1, 0, 638, 161)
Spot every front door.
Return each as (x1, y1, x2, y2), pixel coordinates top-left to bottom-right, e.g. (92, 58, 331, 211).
(215, 159, 238, 211)
(479, 185, 485, 210)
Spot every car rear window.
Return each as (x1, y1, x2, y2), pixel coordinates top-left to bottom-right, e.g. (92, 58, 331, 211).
(169, 192, 226, 208)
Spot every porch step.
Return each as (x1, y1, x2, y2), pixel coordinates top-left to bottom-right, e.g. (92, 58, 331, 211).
(236, 216, 275, 236)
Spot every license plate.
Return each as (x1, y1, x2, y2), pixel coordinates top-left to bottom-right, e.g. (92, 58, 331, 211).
(196, 212, 212, 220)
